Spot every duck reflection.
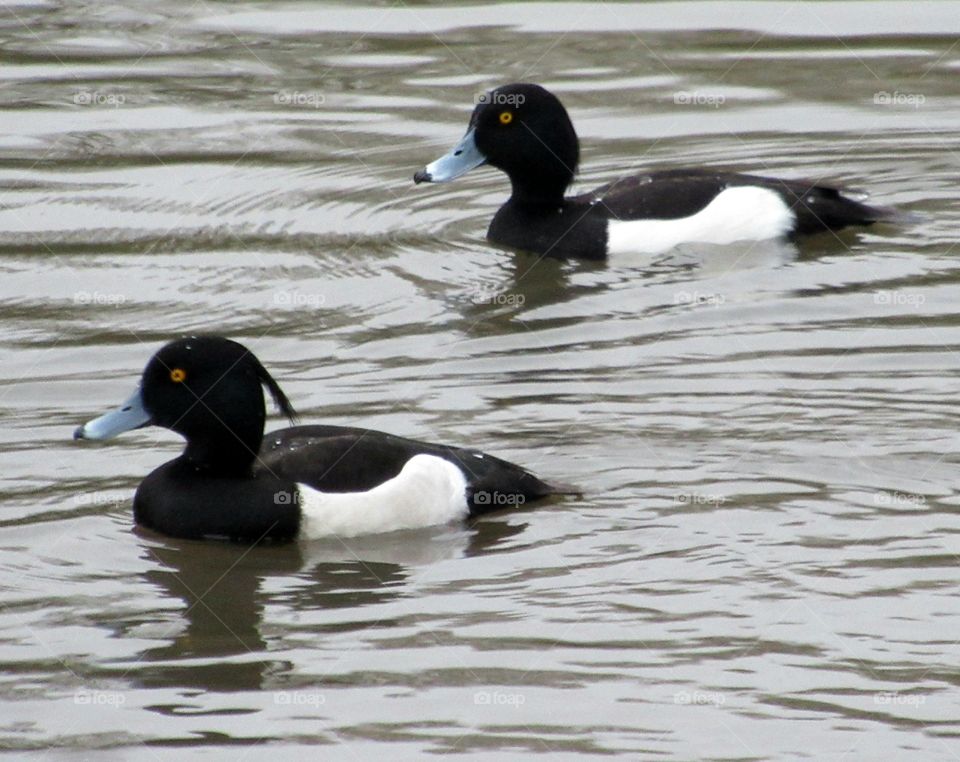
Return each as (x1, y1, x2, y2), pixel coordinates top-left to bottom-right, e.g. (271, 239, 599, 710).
(123, 516, 527, 693)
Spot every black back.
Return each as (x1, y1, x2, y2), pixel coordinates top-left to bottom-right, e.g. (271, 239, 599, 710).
(258, 425, 558, 516)
(580, 168, 894, 236)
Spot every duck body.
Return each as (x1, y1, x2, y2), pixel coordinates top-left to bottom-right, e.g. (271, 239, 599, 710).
(75, 337, 562, 543)
(415, 84, 899, 260)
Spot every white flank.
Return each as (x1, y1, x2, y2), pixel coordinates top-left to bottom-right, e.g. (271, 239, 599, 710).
(296, 454, 469, 539)
(606, 186, 795, 256)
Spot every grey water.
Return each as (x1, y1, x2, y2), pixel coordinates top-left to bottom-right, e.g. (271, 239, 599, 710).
(2, 1, 960, 759)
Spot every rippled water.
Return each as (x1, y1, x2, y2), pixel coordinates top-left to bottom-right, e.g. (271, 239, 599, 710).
(2, 1, 960, 758)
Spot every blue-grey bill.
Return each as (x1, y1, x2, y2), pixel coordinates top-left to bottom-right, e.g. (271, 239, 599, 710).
(74, 388, 152, 440)
(413, 128, 486, 183)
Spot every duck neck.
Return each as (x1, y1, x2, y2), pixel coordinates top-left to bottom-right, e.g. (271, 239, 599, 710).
(508, 171, 571, 208)
(180, 418, 263, 477)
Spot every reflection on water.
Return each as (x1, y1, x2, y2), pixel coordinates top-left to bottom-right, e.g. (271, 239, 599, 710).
(130, 546, 412, 699)
(2, 0, 960, 758)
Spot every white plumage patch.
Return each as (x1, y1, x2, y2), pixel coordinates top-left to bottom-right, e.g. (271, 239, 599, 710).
(606, 186, 795, 256)
(296, 454, 469, 539)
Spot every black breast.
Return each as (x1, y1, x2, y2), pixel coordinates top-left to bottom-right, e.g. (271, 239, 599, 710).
(487, 200, 611, 259)
(134, 459, 301, 542)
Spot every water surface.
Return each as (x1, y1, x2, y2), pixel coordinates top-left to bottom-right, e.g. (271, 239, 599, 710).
(2, 1, 960, 759)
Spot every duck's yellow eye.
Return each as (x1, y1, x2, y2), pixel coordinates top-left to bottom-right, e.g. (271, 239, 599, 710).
(169, 368, 187, 383)
(499, 110, 513, 125)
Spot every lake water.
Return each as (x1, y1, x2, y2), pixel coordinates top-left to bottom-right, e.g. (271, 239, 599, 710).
(2, 1, 960, 759)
